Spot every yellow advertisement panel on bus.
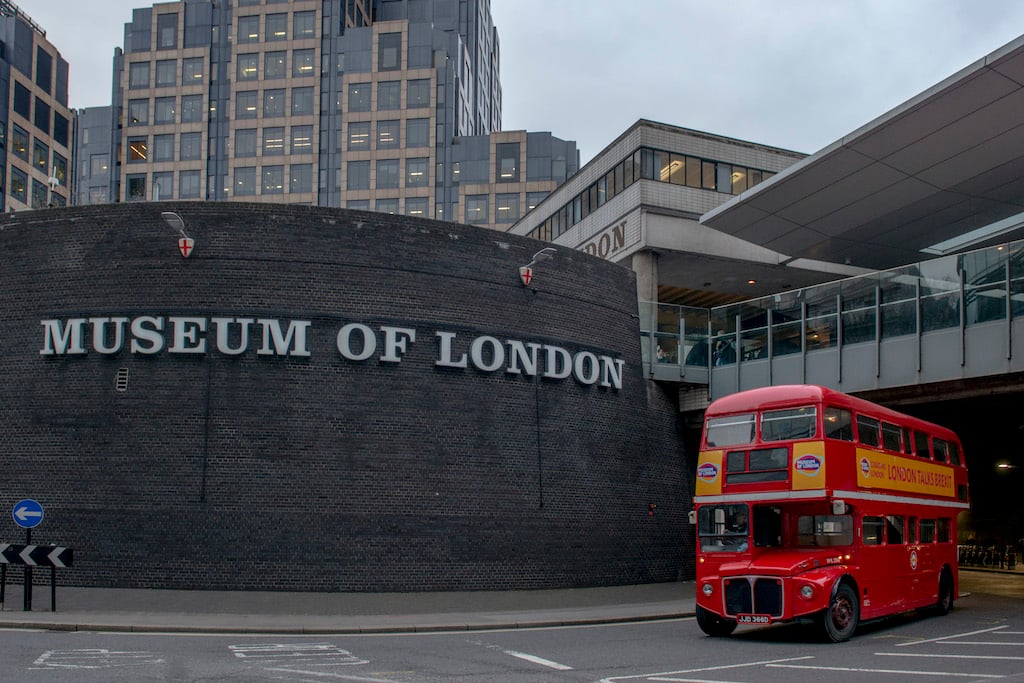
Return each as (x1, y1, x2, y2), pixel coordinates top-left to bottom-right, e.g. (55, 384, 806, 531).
(855, 448, 956, 497)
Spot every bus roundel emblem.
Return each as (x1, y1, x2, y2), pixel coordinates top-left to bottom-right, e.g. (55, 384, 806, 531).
(910, 550, 919, 570)
(696, 463, 719, 482)
(860, 458, 870, 476)
(795, 454, 822, 476)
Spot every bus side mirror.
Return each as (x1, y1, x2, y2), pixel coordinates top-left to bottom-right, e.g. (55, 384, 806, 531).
(688, 511, 697, 525)
(832, 500, 847, 515)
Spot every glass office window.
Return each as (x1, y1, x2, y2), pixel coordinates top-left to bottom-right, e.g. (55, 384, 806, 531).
(466, 194, 488, 224)
(179, 169, 201, 198)
(376, 159, 399, 189)
(293, 11, 315, 39)
(127, 136, 148, 162)
(291, 87, 314, 115)
(262, 127, 285, 156)
(263, 89, 286, 117)
(290, 163, 312, 193)
(152, 171, 172, 199)
(153, 134, 174, 162)
(405, 197, 428, 217)
(128, 99, 149, 125)
(290, 125, 313, 154)
(292, 49, 315, 77)
(156, 12, 178, 49)
(237, 53, 258, 81)
(264, 51, 286, 79)
(266, 13, 287, 41)
(407, 79, 430, 107)
(11, 125, 28, 159)
(234, 128, 256, 157)
(181, 94, 203, 122)
(348, 121, 370, 150)
(129, 62, 150, 89)
(375, 198, 398, 214)
(234, 166, 256, 195)
(407, 118, 429, 147)
(378, 81, 400, 110)
(495, 193, 520, 223)
(237, 16, 259, 43)
(236, 91, 258, 119)
(10, 166, 27, 202)
(126, 174, 146, 201)
(496, 142, 519, 182)
(378, 33, 401, 70)
(180, 132, 202, 160)
(262, 165, 284, 194)
(377, 120, 400, 149)
(33, 140, 48, 172)
(348, 83, 371, 111)
(182, 57, 204, 83)
(155, 59, 176, 87)
(154, 97, 176, 124)
(347, 160, 369, 190)
(406, 157, 428, 187)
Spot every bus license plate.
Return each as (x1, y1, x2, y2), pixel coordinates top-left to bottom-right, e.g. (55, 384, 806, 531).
(736, 614, 772, 624)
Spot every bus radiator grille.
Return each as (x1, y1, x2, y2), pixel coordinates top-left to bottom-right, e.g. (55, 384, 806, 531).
(724, 577, 783, 617)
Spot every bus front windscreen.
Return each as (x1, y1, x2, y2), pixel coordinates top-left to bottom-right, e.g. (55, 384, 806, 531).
(705, 414, 755, 447)
(698, 504, 749, 552)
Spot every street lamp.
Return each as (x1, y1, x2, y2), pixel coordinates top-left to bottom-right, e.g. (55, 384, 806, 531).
(161, 211, 195, 258)
(519, 247, 557, 286)
(47, 175, 59, 207)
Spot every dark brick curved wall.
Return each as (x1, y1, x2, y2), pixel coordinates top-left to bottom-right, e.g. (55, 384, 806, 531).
(1, 202, 694, 591)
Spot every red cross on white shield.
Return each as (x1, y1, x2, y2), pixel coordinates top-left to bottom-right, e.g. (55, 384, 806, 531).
(518, 265, 533, 286)
(178, 237, 194, 258)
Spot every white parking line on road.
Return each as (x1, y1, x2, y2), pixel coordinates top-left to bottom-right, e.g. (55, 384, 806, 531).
(501, 648, 574, 671)
(30, 648, 165, 670)
(766, 663, 1003, 678)
(894, 625, 1007, 647)
(264, 670, 408, 682)
(598, 655, 815, 682)
(877, 652, 1024, 661)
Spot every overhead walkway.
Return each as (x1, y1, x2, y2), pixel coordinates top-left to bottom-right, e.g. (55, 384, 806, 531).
(640, 237, 1024, 401)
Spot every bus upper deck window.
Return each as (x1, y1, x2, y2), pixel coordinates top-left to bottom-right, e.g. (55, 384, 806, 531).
(706, 413, 755, 447)
(914, 430, 931, 459)
(933, 438, 949, 463)
(881, 422, 901, 452)
(948, 441, 962, 466)
(761, 406, 817, 442)
(857, 415, 880, 448)
(824, 407, 853, 441)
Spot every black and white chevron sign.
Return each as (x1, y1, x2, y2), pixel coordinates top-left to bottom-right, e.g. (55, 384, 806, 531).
(0, 543, 73, 567)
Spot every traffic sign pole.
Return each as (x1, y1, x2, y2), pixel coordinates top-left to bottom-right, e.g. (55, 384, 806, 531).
(24, 528, 31, 612)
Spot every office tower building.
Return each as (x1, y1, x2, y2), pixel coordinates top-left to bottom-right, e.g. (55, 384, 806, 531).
(0, 0, 73, 211)
(110, 0, 578, 228)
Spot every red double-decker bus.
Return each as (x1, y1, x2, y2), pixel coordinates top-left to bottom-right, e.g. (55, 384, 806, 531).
(693, 385, 970, 641)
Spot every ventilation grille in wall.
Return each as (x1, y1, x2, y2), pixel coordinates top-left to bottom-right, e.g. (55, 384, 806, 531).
(115, 368, 129, 392)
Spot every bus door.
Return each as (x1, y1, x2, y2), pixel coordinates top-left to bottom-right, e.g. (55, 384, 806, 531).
(859, 514, 909, 615)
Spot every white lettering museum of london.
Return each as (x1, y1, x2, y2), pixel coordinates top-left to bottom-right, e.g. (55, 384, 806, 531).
(40, 317, 624, 390)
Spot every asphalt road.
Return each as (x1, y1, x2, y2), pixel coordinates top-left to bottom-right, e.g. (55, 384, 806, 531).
(1, 571, 1021, 683)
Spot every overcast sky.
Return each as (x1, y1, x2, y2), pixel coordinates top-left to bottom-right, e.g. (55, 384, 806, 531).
(20, 0, 1024, 164)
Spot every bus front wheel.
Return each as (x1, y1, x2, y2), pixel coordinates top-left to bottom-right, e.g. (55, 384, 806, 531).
(696, 606, 737, 637)
(819, 582, 859, 642)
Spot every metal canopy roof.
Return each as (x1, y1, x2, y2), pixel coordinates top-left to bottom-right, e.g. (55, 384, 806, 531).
(701, 34, 1024, 272)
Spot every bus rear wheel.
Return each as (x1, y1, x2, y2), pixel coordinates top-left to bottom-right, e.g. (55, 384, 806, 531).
(696, 606, 737, 637)
(933, 570, 954, 615)
(819, 582, 859, 642)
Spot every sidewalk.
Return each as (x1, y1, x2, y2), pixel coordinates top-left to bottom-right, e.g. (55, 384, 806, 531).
(0, 581, 697, 634)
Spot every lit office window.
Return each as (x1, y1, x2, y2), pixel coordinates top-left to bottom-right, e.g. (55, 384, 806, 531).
(237, 16, 259, 43)
(264, 51, 286, 79)
(263, 165, 284, 194)
(348, 121, 369, 150)
(406, 158, 428, 187)
(376, 120, 400, 149)
(495, 193, 520, 223)
(290, 125, 313, 154)
(290, 164, 312, 193)
(405, 197, 428, 217)
(237, 53, 258, 81)
(292, 49, 315, 77)
(266, 13, 287, 42)
(348, 83, 371, 112)
(262, 127, 285, 156)
(127, 136, 148, 162)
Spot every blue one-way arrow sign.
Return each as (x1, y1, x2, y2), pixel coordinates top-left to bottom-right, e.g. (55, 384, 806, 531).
(12, 499, 44, 529)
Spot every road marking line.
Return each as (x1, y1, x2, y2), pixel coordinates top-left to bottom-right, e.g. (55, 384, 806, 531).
(501, 648, 573, 670)
(895, 625, 1007, 647)
(766, 663, 1003, 677)
(598, 656, 815, 682)
(877, 652, 1024, 661)
(264, 670, 406, 682)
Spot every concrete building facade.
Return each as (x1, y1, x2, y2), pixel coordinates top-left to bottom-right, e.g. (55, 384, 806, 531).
(0, 0, 73, 212)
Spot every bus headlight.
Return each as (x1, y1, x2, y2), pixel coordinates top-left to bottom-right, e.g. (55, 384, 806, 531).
(800, 585, 814, 600)
(702, 583, 714, 596)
